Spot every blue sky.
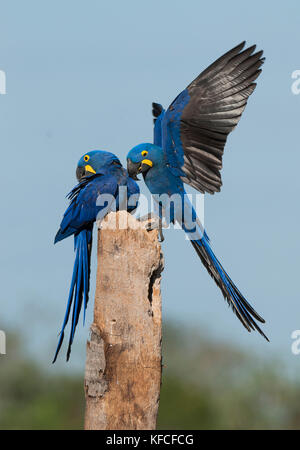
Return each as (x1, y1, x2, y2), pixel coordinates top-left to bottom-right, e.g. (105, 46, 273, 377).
(0, 0, 300, 372)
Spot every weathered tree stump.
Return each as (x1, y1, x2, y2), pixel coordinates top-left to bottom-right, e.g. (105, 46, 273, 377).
(84, 211, 164, 430)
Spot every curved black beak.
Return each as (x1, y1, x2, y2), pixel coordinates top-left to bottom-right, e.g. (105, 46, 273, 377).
(76, 166, 85, 181)
(140, 162, 152, 174)
(127, 158, 141, 181)
(76, 164, 97, 181)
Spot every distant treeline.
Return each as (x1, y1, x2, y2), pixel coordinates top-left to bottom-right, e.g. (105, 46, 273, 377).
(1, 324, 300, 430)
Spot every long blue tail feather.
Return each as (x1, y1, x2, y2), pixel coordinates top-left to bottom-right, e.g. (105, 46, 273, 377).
(82, 236, 89, 325)
(67, 244, 84, 357)
(53, 227, 92, 363)
(190, 234, 268, 341)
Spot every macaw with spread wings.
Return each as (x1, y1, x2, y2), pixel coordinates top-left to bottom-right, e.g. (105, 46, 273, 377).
(127, 42, 268, 340)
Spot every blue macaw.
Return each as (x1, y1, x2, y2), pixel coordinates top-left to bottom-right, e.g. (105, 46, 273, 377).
(127, 42, 268, 340)
(53, 150, 139, 362)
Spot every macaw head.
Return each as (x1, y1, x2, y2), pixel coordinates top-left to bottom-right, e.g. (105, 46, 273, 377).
(76, 150, 121, 181)
(127, 143, 163, 180)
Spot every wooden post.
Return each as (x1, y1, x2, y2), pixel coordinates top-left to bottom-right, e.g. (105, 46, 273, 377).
(84, 211, 164, 430)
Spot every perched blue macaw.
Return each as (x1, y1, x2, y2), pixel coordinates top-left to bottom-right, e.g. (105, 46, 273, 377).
(53, 150, 139, 362)
(127, 42, 268, 340)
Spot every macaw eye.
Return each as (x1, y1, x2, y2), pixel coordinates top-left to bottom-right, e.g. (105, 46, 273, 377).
(84, 155, 90, 162)
(141, 150, 148, 157)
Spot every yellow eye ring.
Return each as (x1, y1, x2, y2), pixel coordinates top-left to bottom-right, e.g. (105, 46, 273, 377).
(141, 150, 148, 157)
(84, 155, 90, 162)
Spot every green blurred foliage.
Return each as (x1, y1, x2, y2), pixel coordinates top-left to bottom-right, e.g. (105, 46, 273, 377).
(0, 332, 84, 430)
(158, 324, 300, 429)
(1, 324, 300, 429)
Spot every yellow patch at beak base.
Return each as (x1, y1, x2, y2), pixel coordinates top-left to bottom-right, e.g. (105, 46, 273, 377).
(142, 159, 153, 167)
(85, 164, 96, 174)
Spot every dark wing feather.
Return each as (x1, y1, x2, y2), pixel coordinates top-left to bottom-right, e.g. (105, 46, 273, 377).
(152, 102, 165, 147)
(152, 102, 164, 124)
(162, 42, 265, 194)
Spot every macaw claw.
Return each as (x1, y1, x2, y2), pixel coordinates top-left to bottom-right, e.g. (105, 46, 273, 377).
(138, 213, 165, 242)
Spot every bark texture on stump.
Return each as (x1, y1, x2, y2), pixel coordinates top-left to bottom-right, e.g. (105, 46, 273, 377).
(84, 211, 164, 430)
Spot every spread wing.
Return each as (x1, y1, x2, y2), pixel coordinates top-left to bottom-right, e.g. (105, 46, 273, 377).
(153, 42, 264, 194)
(152, 102, 165, 147)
